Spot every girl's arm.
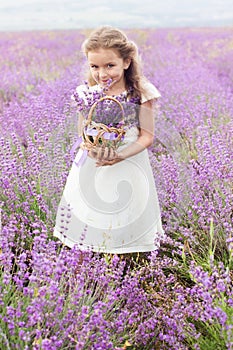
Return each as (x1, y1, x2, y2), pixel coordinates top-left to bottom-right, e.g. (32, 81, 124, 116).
(118, 99, 155, 159)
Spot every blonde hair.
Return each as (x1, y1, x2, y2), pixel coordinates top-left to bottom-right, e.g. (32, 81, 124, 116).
(82, 26, 147, 101)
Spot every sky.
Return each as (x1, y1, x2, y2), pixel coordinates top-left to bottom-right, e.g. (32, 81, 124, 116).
(0, 0, 232, 31)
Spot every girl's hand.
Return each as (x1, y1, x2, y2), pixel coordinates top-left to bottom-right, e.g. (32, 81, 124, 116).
(95, 157, 123, 167)
(89, 146, 117, 161)
(87, 145, 123, 166)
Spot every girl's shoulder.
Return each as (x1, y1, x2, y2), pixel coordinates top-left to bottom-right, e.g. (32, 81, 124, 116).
(140, 80, 161, 104)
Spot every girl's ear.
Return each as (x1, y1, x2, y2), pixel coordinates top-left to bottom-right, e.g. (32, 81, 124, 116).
(124, 58, 131, 70)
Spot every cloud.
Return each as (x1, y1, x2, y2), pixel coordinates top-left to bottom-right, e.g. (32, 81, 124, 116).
(0, 0, 232, 31)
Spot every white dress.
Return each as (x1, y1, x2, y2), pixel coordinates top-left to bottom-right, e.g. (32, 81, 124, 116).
(54, 82, 164, 254)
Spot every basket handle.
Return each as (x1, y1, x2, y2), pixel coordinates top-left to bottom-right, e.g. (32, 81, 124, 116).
(87, 96, 124, 123)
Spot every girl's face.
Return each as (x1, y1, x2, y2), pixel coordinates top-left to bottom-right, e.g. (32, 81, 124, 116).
(87, 48, 130, 90)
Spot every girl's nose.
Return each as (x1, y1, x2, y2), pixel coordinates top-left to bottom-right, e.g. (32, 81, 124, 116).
(99, 68, 108, 79)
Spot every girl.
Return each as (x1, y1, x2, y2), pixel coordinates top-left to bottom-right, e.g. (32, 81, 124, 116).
(54, 26, 164, 254)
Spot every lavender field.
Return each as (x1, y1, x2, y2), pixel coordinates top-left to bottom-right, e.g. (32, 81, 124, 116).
(0, 27, 233, 349)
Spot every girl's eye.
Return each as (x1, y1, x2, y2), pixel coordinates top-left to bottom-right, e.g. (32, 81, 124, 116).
(90, 65, 98, 69)
(107, 64, 114, 68)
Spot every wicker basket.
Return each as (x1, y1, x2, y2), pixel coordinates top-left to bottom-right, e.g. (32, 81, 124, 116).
(82, 96, 125, 150)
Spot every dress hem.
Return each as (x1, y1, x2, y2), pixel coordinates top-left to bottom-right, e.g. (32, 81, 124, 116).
(53, 230, 160, 254)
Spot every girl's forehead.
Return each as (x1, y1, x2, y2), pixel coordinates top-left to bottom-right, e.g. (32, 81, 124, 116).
(87, 48, 122, 62)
